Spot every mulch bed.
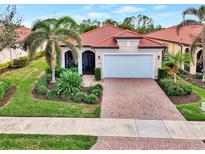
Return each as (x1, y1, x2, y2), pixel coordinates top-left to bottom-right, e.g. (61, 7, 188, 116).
(0, 86, 16, 107)
(168, 92, 200, 105)
(155, 80, 200, 105)
(180, 74, 205, 88)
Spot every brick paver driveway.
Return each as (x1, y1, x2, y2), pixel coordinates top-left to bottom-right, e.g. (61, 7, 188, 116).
(101, 78, 184, 120)
(92, 78, 205, 150)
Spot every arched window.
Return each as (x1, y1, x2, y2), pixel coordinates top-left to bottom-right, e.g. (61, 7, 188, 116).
(82, 51, 95, 74)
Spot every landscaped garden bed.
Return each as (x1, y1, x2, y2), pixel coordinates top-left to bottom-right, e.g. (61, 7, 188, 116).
(0, 58, 100, 117)
(180, 73, 205, 88)
(32, 68, 103, 105)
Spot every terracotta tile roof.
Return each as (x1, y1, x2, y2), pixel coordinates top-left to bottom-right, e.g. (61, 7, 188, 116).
(60, 24, 165, 48)
(15, 26, 31, 42)
(146, 25, 203, 45)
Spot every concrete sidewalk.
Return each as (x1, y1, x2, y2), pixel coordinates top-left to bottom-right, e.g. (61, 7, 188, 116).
(0, 117, 204, 140)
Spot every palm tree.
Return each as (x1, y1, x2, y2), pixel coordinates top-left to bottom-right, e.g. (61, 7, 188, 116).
(177, 5, 205, 81)
(163, 52, 192, 83)
(23, 16, 81, 83)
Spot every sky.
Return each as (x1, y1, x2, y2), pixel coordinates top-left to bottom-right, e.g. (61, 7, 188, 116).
(0, 4, 202, 28)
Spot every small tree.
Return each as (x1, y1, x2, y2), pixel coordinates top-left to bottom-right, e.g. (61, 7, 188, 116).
(0, 5, 22, 59)
(163, 52, 192, 83)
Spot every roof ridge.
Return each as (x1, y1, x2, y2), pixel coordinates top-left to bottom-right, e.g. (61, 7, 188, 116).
(142, 36, 166, 46)
(81, 24, 123, 37)
(94, 30, 125, 46)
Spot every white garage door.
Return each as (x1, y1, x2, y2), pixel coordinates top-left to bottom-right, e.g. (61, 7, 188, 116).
(103, 54, 154, 78)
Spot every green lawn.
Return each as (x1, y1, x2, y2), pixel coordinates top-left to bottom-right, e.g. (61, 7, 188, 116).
(0, 57, 100, 117)
(177, 80, 205, 121)
(0, 134, 96, 150)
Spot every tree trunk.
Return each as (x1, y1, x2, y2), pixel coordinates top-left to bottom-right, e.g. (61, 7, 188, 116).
(202, 25, 205, 82)
(50, 40, 56, 83)
(174, 73, 177, 83)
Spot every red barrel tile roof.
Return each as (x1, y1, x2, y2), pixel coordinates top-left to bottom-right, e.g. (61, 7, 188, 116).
(60, 24, 165, 48)
(146, 25, 203, 45)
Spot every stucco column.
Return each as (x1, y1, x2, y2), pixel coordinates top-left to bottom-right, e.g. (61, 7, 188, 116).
(190, 51, 197, 74)
(78, 52, 82, 75)
(61, 51, 65, 68)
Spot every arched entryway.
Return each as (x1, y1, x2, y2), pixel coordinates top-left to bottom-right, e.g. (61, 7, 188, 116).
(196, 50, 203, 73)
(184, 48, 190, 72)
(65, 51, 74, 68)
(82, 51, 95, 74)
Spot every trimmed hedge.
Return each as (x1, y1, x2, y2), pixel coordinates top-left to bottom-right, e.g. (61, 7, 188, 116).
(94, 68, 101, 81)
(0, 79, 11, 101)
(158, 68, 166, 79)
(160, 78, 192, 96)
(35, 75, 48, 95)
(13, 56, 28, 68)
(85, 94, 98, 104)
(73, 92, 86, 103)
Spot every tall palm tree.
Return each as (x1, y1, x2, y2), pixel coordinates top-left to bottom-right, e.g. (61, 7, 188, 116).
(23, 16, 81, 83)
(177, 5, 205, 81)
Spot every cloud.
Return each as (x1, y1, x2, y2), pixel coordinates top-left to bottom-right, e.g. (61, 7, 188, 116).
(154, 5, 167, 10)
(114, 6, 145, 14)
(87, 12, 108, 18)
(84, 5, 92, 10)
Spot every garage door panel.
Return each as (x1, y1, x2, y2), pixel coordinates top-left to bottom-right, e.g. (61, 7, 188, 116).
(104, 54, 154, 78)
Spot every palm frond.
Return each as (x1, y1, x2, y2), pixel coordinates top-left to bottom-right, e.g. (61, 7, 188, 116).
(55, 16, 77, 30)
(198, 5, 205, 21)
(190, 35, 201, 53)
(176, 20, 202, 35)
(182, 7, 197, 19)
(32, 20, 50, 32)
(55, 29, 82, 48)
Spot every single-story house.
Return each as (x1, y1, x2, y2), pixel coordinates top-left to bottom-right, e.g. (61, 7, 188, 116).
(60, 24, 166, 79)
(146, 25, 203, 74)
(0, 26, 45, 64)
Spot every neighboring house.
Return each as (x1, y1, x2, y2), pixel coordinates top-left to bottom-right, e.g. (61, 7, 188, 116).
(146, 25, 203, 74)
(0, 26, 46, 64)
(60, 24, 166, 79)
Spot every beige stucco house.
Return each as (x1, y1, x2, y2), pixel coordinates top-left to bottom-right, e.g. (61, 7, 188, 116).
(60, 24, 166, 79)
(146, 25, 203, 74)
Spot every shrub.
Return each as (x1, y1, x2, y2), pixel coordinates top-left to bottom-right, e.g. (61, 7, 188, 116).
(85, 94, 98, 104)
(73, 92, 86, 103)
(68, 67, 78, 73)
(34, 51, 44, 59)
(54, 70, 83, 99)
(0, 79, 11, 101)
(160, 78, 192, 96)
(94, 68, 101, 81)
(195, 73, 203, 79)
(12, 56, 28, 68)
(90, 89, 102, 98)
(158, 68, 166, 79)
(46, 89, 58, 99)
(88, 84, 103, 93)
(178, 69, 189, 75)
(36, 84, 48, 95)
(35, 75, 48, 95)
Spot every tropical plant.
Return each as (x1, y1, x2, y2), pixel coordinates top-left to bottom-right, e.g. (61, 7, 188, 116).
(54, 69, 83, 99)
(23, 16, 81, 83)
(163, 52, 192, 83)
(177, 5, 205, 81)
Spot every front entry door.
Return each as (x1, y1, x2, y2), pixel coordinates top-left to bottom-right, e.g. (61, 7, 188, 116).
(82, 51, 95, 74)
